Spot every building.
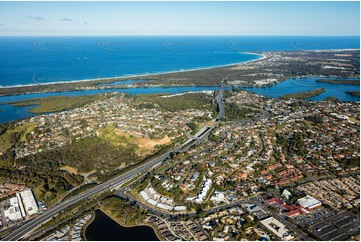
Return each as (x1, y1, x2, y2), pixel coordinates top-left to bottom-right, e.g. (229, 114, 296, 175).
(286, 209, 301, 218)
(297, 195, 322, 210)
(260, 217, 294, 240)
(15, 193, 26, 217)
(4, 197, 23, 221)
(17, 189, 39, 216)
(282, 189, 292, 200)
(210, 191, 226, 204)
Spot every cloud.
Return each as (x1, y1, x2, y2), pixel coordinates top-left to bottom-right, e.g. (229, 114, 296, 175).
(26, 16, 46, 21)
(60, 18, 87, 24)
(60, 18, 73, 22)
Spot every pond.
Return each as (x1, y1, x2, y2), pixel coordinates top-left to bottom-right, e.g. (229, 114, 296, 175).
(85, 210, 159, 241)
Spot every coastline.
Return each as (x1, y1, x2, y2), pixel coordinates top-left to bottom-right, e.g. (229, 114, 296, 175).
(0, 48, 359, 89)
(0, 52, 266, 89)
(0, 48, 358, 99)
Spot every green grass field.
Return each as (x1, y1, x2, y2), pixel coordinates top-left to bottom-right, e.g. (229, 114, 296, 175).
(97, 124, 133, 147)
(0, 122, 37, 153)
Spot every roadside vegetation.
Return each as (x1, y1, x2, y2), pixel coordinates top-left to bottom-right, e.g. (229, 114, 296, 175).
(34, 191, 112, 240)
(101, 196, 147, 225)
(0, 130, 139, 205)
(223, 103, 254, 121)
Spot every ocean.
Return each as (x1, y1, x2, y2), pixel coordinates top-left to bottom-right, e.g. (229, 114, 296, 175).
(0, 36, 359, 87)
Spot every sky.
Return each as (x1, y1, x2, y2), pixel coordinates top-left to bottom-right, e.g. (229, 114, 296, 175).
(0, 1, 359, 36)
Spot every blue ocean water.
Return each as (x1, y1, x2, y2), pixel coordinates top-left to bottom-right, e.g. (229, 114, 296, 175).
(0, 36, 359, 86)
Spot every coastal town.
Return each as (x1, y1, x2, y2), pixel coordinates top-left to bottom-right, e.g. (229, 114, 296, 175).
(0, 85, 359, 241)
(0, 0, 360, 241)
(120, 90, 359, 241)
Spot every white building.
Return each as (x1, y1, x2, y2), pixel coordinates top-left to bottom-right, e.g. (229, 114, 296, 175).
(15, 194, 26, 217)
(260, 217, 294, 241)
(18, 189, 39, 216)
(297, 195, 322, 209)
(4, 197, 23, 221)
(194, 179, 212, 204)
(210, 191, 226, 204)
(282, 189, 292, 200)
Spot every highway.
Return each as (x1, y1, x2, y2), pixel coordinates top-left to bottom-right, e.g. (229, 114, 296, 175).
(215, 80, 225, 121)
(2, 98, 220, 241)
(2, 135, 206, 240)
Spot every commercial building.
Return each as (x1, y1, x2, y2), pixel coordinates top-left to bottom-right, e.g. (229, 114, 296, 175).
(260, 217, 294, 241)
(4, 197, 23, 221)
(18, 189, 39, 216)
(297, 195, 322, 210)
(3, 189, 38, 221)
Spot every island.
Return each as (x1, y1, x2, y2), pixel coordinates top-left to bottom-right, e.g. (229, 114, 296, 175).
(346, 91, 360, 97)
(316, 79, 360, 85)
(280, 88, 326, 99)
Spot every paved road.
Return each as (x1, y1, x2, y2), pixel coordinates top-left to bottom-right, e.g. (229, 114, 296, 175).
(2, 159, 161, 240)
(258, 133, 265, 157)
(215, 80, 225, 121)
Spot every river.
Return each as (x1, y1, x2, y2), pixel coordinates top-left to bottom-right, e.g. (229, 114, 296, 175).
(0, 77, 359, 124)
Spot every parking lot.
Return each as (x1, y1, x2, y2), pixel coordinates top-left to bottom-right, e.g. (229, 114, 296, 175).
(291, 207, 334, 227)
(308, 211, 360, 241)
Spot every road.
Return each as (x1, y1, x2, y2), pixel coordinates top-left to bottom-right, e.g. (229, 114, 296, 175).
(215, 80, 225, 121)
(2, 89, 221, 241)
(258, 133, 265, 157)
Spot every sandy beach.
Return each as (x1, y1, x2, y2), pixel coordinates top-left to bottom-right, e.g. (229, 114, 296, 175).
(0, 52, 266, 89)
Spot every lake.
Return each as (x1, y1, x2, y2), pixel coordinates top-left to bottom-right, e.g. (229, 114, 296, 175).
(85, 210, 159, 241)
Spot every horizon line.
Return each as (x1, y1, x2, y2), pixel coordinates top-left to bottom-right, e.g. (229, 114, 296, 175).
(0, 34, 360, 37)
